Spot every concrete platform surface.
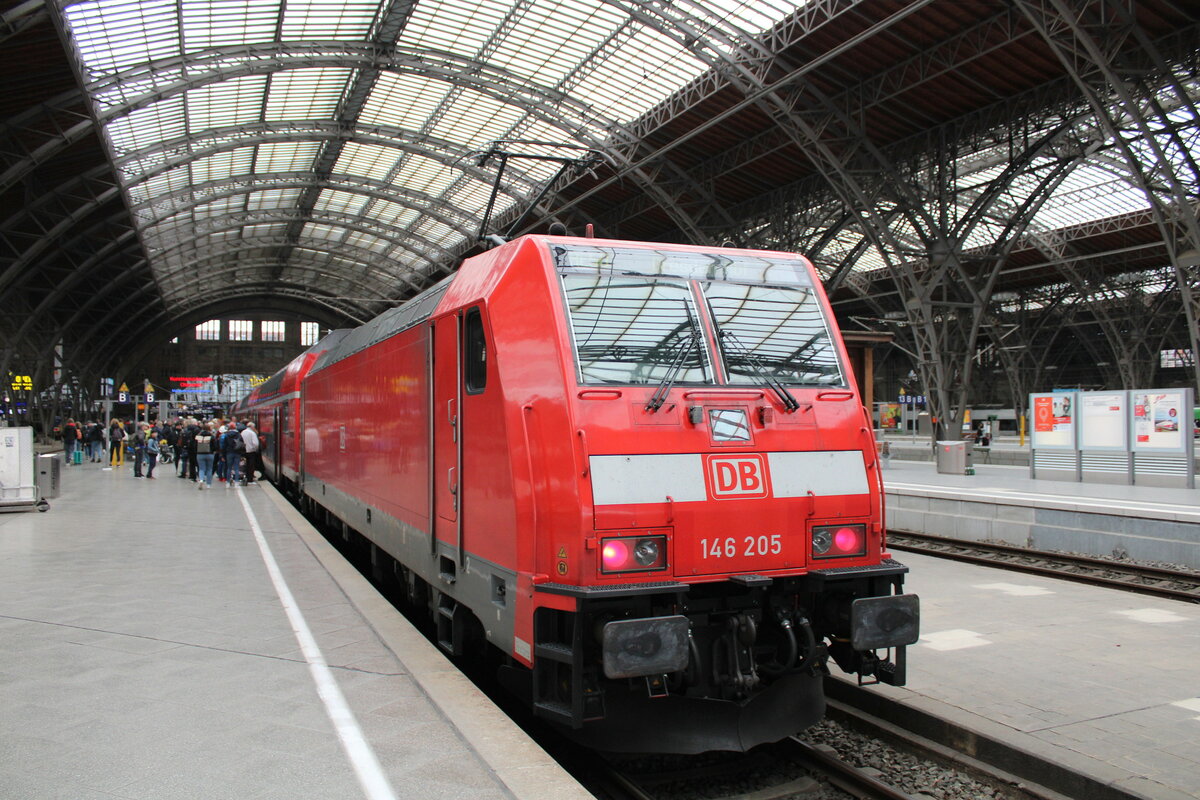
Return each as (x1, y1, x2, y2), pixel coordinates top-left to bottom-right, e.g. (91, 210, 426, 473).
(0, 457, 591, 800)
(864, 549, 1200, 800)
(881, 460, 1200, 568)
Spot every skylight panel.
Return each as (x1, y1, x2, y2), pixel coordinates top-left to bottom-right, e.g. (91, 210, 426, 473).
(571, 28, 706, 123)
(303, 222, 346, 242)
(180, 197, 239, 219)
(254, 141, 322, 172)
(345, 230, 391, 255)
(243, 223, 288, 239)
(64, 0, 180, 76)
(394, 154, 456, 197)
(397, 0, 505, 55)
(281, 0, 378, 39)
(365, 201, 418, 228)
(334, 141, 401, 181)
(246, 188, 303, 211)
(189, 148, 256, 184)
(264, 68, 353, 121)
(188, 75, 269, 131)
(359, 73, 453, 131)
(107, 97, 187, 157)
(414, 217, 458, 247)
(444, 178, 502, 219)
(315, 188, 369, 215)
(429, 97, 523, 150)
(180, 0, 281, 52)
(135, 170, 194, 207)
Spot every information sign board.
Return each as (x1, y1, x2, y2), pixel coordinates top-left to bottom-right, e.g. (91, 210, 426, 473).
(1131, 388, 1190, 452)
(1079, 392, 1127, 450)
(1030, 391, 1076, 449)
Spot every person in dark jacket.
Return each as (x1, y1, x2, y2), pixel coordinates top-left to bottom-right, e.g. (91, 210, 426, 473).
(85, 421, 105, 462)
(181, 420, 200, 479)
(220, 424, 243, 485)
(130, 424, 147, 477)
(62, 419, 79, 464)
(108, 420, 126, 466)
(170, 421, 186, 474)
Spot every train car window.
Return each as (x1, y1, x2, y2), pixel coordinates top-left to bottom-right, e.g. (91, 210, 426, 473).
(561, 275, 711, 386)
(464, 308, 487, 393)
(704, 283, 845, 386)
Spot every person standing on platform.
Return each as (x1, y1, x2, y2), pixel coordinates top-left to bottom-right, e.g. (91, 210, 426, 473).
(86, 421, 105, 462)
(130, 423, 147, 478)
(241, 421, 260, 485)
(108, 419, 126, 466)
(193, 422, 216, 489)
(62, 419, 78, 465)
(215, 425, 229, 483)
(144, 424, 160, 479)
(221, 423, 243, 487)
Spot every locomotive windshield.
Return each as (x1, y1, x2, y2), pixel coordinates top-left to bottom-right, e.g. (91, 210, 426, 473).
(553, 244, 845, 388)
(560, 275, 712, 385)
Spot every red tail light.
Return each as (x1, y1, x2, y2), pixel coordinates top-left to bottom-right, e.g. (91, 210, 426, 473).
(600, 535, 668, 574)
(812, 524, 867, 559)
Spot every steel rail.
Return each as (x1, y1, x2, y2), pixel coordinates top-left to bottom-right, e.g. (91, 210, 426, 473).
(887, 530, 1200, 603)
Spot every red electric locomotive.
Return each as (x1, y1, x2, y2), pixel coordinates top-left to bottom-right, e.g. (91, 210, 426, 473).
(241, 234, 918, 753)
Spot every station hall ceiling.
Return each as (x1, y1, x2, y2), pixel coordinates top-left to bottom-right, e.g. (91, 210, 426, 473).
(0, 0, 1197, 386)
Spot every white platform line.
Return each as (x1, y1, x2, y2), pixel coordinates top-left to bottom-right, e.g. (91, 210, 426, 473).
(236, 488, 398, 800)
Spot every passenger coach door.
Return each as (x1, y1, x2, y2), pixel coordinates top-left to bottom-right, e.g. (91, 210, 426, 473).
(432, 313, 461, 547)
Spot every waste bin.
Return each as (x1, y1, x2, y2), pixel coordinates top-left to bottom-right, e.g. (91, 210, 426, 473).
(36, 453, 61, 499)
(935, 440, 974, 475)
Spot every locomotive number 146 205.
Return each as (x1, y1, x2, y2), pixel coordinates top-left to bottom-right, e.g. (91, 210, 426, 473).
(700, 534, 782, 559)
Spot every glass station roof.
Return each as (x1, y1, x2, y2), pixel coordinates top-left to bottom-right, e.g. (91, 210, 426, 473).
(55, 0, 1196, 320)
(60, 0, 811, 310)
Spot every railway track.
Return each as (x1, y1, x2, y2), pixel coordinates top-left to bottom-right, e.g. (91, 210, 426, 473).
(887, 530, 1200, 602)
(596, 735, 925, 800)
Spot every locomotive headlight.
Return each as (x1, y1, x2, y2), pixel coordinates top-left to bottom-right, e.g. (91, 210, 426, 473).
(600, 534, 668, 574)
(812, 527, 833, 555)
(811, 524, 867, 559)
(634, 538, 660, 566)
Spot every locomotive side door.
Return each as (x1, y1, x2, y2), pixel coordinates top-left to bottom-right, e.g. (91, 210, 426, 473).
(431, 312, 461, 549)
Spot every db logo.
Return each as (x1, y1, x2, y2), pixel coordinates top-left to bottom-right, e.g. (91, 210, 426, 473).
(704, 454, 770, 499)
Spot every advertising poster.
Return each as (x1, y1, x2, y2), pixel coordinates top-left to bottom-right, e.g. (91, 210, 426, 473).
(1031, 392, 1075, 448)
(1079, 392, 1126, 449)
(879, 404, 901, 429)
(1132, 389, 1186, 450)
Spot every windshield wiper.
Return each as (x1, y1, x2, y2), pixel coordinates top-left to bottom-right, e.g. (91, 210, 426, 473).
(645, 328, 699, 412)
(718, 329, 801, 412)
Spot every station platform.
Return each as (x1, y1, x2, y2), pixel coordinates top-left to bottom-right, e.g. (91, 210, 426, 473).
(880, 459, 1200, 569)
(852, 548, 1200, 800)
(0, 458, 591, 800)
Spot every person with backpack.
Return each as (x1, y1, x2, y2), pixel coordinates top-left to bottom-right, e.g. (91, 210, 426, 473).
(193, 422, 217, 489)
(108, 419, 126, 466)
(220, 423, 243, 486)
(62, 419, 78, 465)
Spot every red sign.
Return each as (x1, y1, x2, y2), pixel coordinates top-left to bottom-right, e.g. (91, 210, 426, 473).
(704, 454, 770, 499)
(1033, 396, 1054, 433)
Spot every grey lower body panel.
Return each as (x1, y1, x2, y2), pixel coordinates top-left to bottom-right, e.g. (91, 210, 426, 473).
(302, 477, 517, 655)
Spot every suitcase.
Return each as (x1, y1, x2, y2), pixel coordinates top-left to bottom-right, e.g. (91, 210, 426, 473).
(72, 448, 83, 465)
